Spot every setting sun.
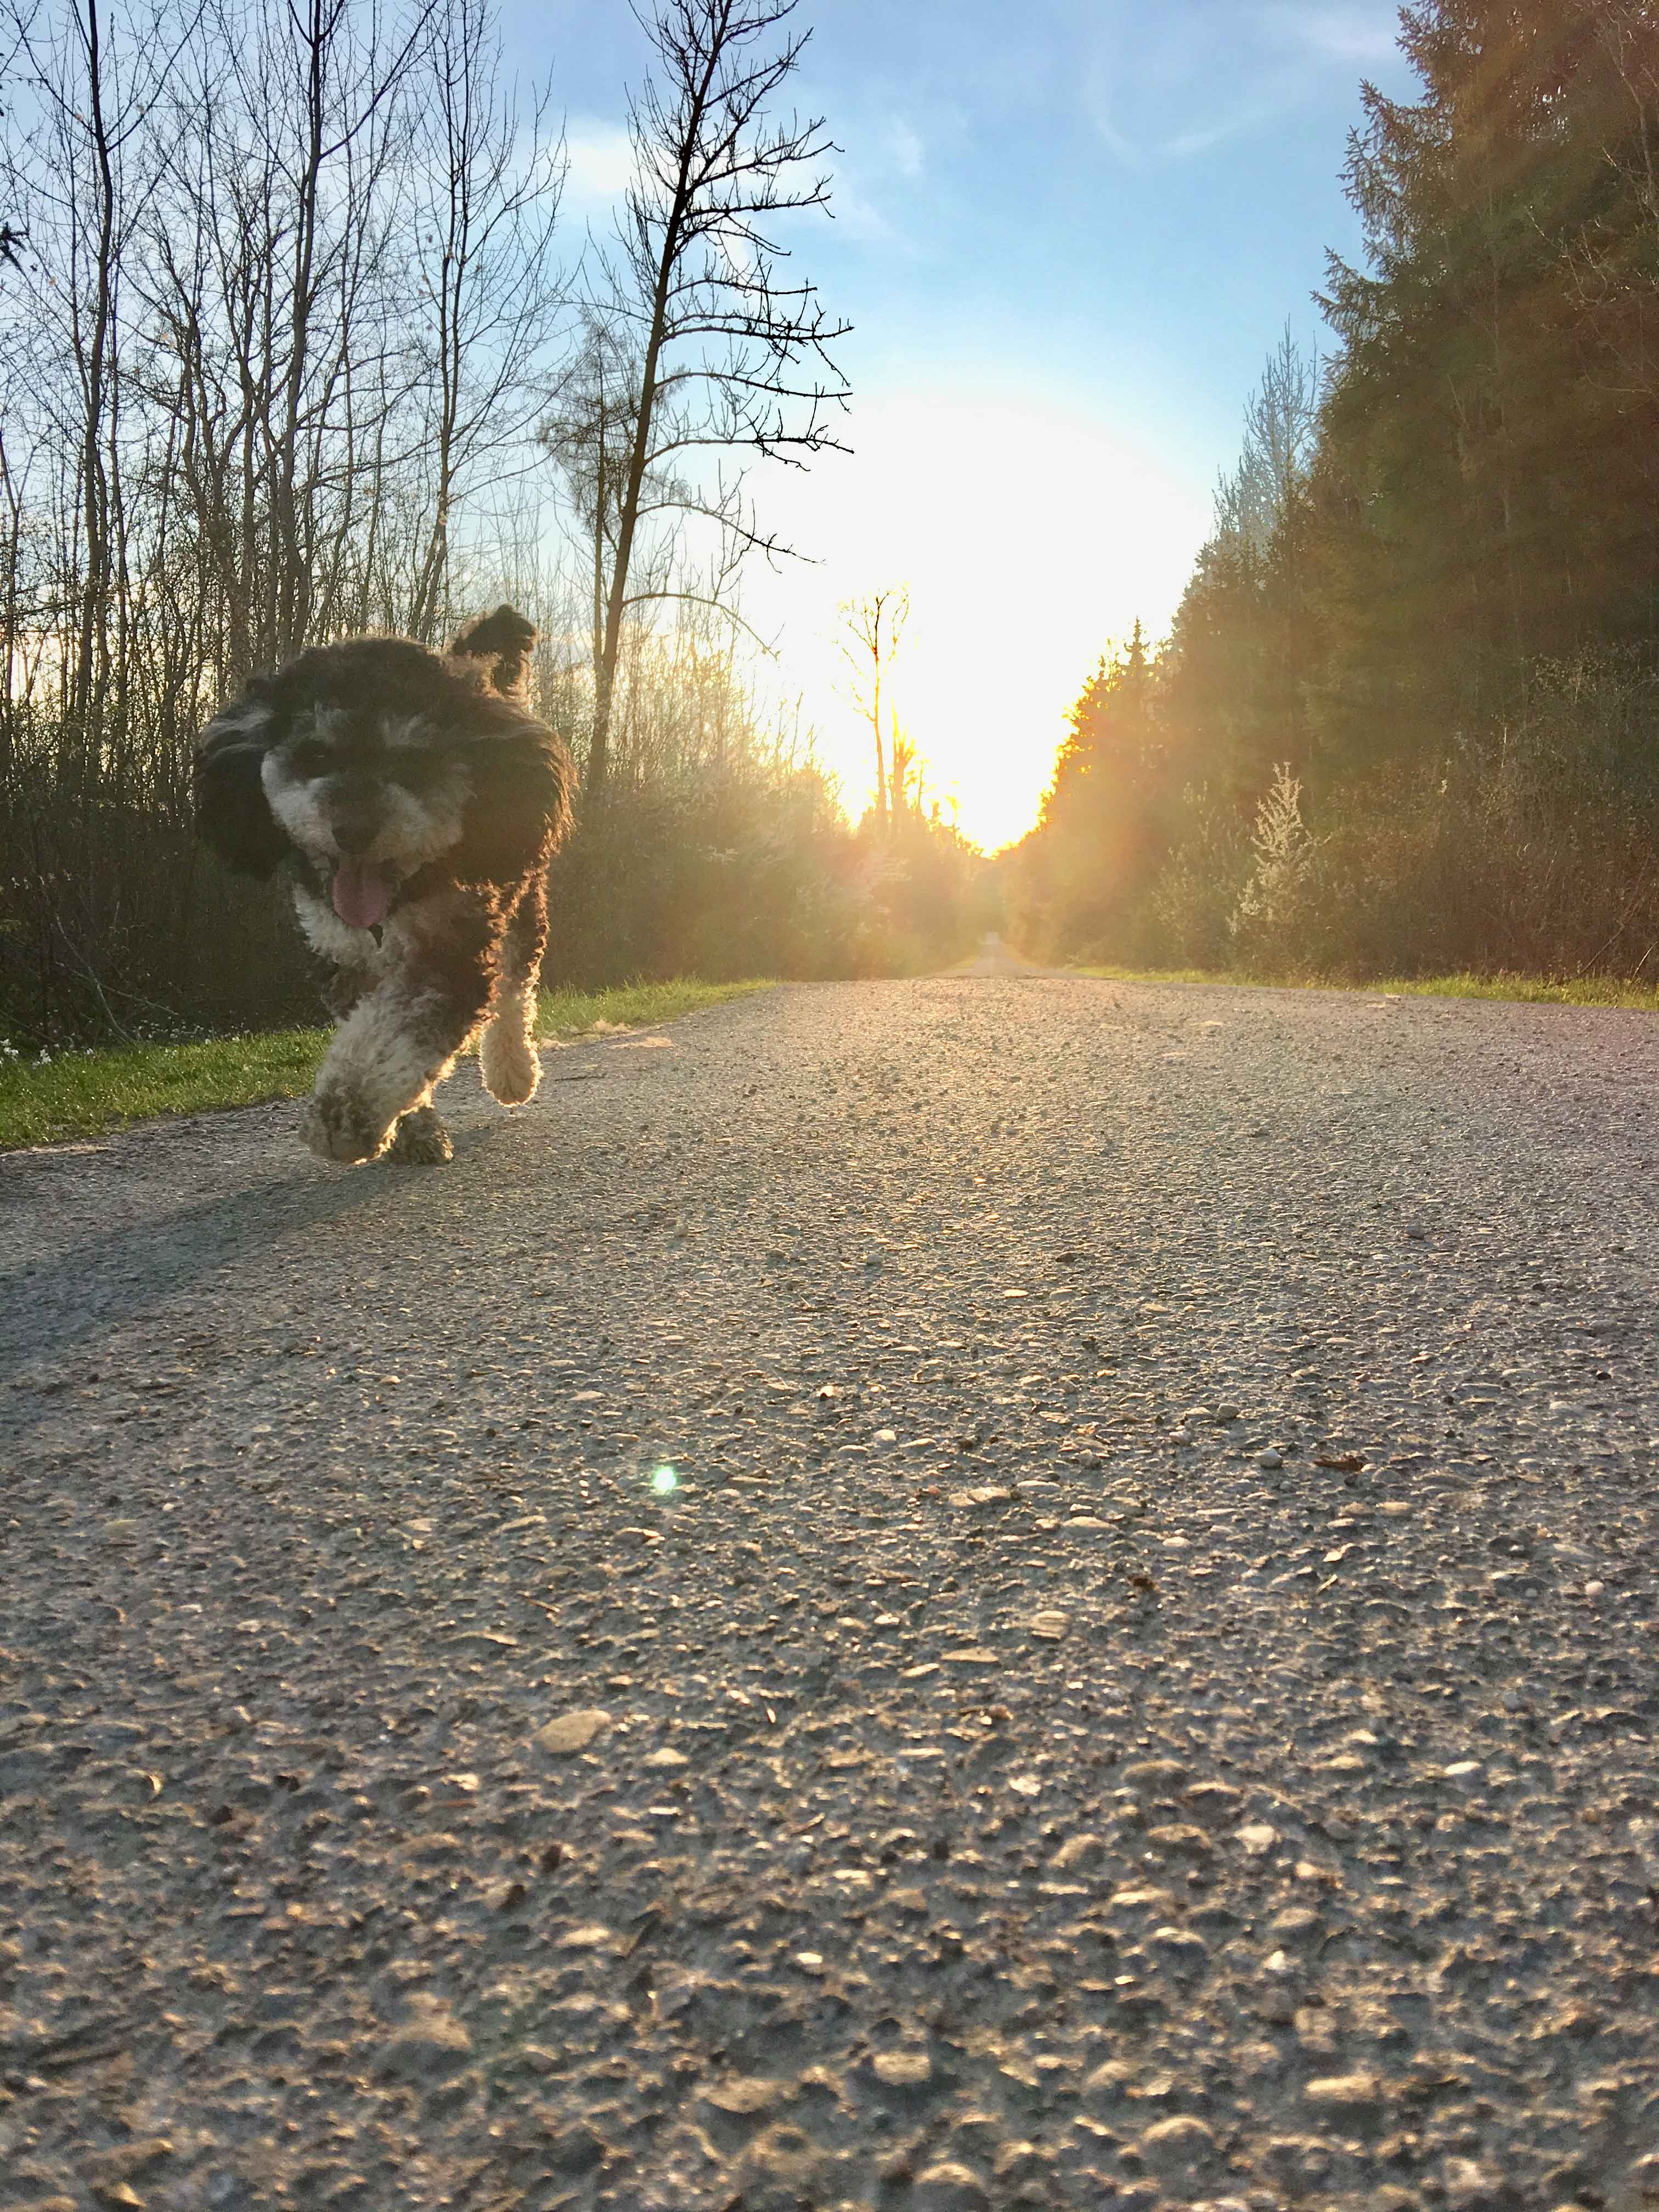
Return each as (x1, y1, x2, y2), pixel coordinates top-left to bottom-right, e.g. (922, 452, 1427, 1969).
(745, 391, 1210, 850)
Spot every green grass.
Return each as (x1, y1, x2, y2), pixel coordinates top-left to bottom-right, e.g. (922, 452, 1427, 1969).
(1074, 962, 1659, 1010)
(0, 978, 774, 1152)
(535, 977, 774, 1036)
(1362, 970, 1659, 1009)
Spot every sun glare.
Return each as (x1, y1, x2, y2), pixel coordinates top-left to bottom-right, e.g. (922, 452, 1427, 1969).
(744, 392, 1210, 850)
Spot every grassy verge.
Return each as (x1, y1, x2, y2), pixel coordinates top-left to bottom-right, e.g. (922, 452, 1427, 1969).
(0, 978, 775, 1152)
(536, 977, 774, 1035)
(1074, 963, 1659, 1011)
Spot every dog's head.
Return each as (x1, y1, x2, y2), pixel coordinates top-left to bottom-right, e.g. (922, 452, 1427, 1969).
(196, 612, 570, 926)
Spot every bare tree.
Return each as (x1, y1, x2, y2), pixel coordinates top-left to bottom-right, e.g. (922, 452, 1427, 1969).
(889, 708, 924, 821)
(139, 0, 432, 681)
(0, 9, 25, 270)
(579, 0, 850, 806)
(405, 0, 565, 640)
(0, 0, 575, 1040)
(839, 584, 907, 831)
(263, 0, 436, 661)
(19, 0, 169, 765)
(1213, 323, 1320, 556)
(543, 311, 656, 712)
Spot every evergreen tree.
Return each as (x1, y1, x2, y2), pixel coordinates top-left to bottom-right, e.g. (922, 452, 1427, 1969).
(1316, 0, 1659, 755)
(1014, 1, 1659, 982)
(1013, 623, 1171, 958)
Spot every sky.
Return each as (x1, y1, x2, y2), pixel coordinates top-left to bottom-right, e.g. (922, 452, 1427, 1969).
(501, 0, 1418, 849)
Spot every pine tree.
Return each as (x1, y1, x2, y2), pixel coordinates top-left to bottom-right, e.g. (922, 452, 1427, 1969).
(1015, 623, 1173, 959)
(1314, 0, 1659, 759)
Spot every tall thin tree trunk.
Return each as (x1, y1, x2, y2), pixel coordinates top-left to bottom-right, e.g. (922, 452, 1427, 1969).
(589, 30, 724, 808)
(273, 0, 326, 661)
(71, 0, 118, 766)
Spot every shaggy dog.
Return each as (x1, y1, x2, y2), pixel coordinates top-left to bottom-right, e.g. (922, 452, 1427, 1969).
(196, 607, 572, 1166)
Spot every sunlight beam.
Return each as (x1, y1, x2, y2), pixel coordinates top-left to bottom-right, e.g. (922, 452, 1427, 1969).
(742, 391, 1211, 848)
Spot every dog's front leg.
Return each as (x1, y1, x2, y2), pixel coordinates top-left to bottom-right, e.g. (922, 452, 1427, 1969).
(301, 888, 499, 1165)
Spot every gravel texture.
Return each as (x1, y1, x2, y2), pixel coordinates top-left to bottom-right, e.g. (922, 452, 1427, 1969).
(2, 972, 1658, 2212)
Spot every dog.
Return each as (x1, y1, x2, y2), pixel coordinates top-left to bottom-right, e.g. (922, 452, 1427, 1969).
(196, 607, 572, 1165)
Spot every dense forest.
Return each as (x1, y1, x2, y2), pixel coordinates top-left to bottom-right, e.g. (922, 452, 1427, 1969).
(0, 0, 986, 1050)
(1013, 1, 1659, 984)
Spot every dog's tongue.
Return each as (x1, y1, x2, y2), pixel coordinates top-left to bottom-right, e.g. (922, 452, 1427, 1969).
(332, 859, 391, 930)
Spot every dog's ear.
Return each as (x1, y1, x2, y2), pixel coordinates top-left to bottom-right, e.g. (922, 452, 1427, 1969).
(446, 605, 537, 702)
(195, 691, 288, 879)
(456, 715, 573, 887)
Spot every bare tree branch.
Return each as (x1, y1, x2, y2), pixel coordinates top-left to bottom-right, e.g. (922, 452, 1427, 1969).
(568, 0, 850, 805)
(838, 585, 907, 833)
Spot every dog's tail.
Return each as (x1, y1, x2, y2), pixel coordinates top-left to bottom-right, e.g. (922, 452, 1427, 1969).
(445, 605, 537, 703)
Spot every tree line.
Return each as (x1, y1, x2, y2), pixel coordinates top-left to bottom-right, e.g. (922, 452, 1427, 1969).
(1014, 1, 1659, 984)
(0, 0, 984, 1049)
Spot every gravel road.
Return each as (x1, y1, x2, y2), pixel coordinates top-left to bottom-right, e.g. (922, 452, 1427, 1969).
(3, 974, 1658, 2212)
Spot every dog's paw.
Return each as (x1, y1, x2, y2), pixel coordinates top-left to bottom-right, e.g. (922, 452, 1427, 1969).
(385, 1104, 454, 1166)
(479, 1023, 539, 1107)
(301, 1086, 392, 1165)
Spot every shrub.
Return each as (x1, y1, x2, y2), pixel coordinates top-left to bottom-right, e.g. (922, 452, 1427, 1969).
(1143, 783, 1250, 968)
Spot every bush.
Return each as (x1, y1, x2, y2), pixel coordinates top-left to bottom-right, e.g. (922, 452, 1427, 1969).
(547, 776, 990, 990)
(1098, 652, 1659, 985)
(1215, 670, 1659, 982)
(1143, 783, 1250, 968)
(1, 746, 319, 1049)
(2, 685, 992, 1049)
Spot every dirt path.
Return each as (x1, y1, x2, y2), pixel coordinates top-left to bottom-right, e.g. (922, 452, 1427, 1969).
(2, 975, 1657, 2210)
(946, 931, 1065, 977)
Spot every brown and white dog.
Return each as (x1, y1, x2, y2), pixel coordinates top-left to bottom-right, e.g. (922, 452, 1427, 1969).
(196, 608, 572, 1165)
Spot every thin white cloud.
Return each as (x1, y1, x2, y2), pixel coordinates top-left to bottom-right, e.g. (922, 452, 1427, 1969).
(820, 103, 957, 255)
(1089, 108, 1144, 169)
(562, 117, 635, 213)
(1164, 118, 1244, 159)
(830, 177, 905, 247)
(1255, 4, 1402, 67)
(885, 118, 926, 179)
(1083, 3, 1401, 166)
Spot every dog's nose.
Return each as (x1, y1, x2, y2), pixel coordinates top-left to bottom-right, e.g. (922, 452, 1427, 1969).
(332, 813, 379, 856)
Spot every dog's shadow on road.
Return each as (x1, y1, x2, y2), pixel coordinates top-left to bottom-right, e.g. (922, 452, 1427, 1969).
(1, 1118, 512, 1383)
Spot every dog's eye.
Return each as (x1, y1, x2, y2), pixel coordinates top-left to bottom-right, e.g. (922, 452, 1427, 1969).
(286, 739, 330, 778)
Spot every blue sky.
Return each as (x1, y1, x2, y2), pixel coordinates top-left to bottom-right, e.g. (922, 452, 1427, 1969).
(502, 0, 1417, 845)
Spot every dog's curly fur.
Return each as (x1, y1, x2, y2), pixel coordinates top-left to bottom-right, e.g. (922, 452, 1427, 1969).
(196, 607, 572, 1166)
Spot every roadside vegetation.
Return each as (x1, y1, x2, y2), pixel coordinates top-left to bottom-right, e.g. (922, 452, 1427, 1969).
(1076, 966, 1659, 1012)
(1011, 6, 1659, 992)
(0, 980, 771, 1152)
(5, 0, 1646, 1065)
(0, 0, 986, 1058)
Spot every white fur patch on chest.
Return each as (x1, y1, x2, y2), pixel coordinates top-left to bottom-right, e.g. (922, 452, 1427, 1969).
(293, 882, 383, 969)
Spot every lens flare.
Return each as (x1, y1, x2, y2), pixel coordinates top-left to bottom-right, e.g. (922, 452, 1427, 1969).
(650, 1464, 679, 1495)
